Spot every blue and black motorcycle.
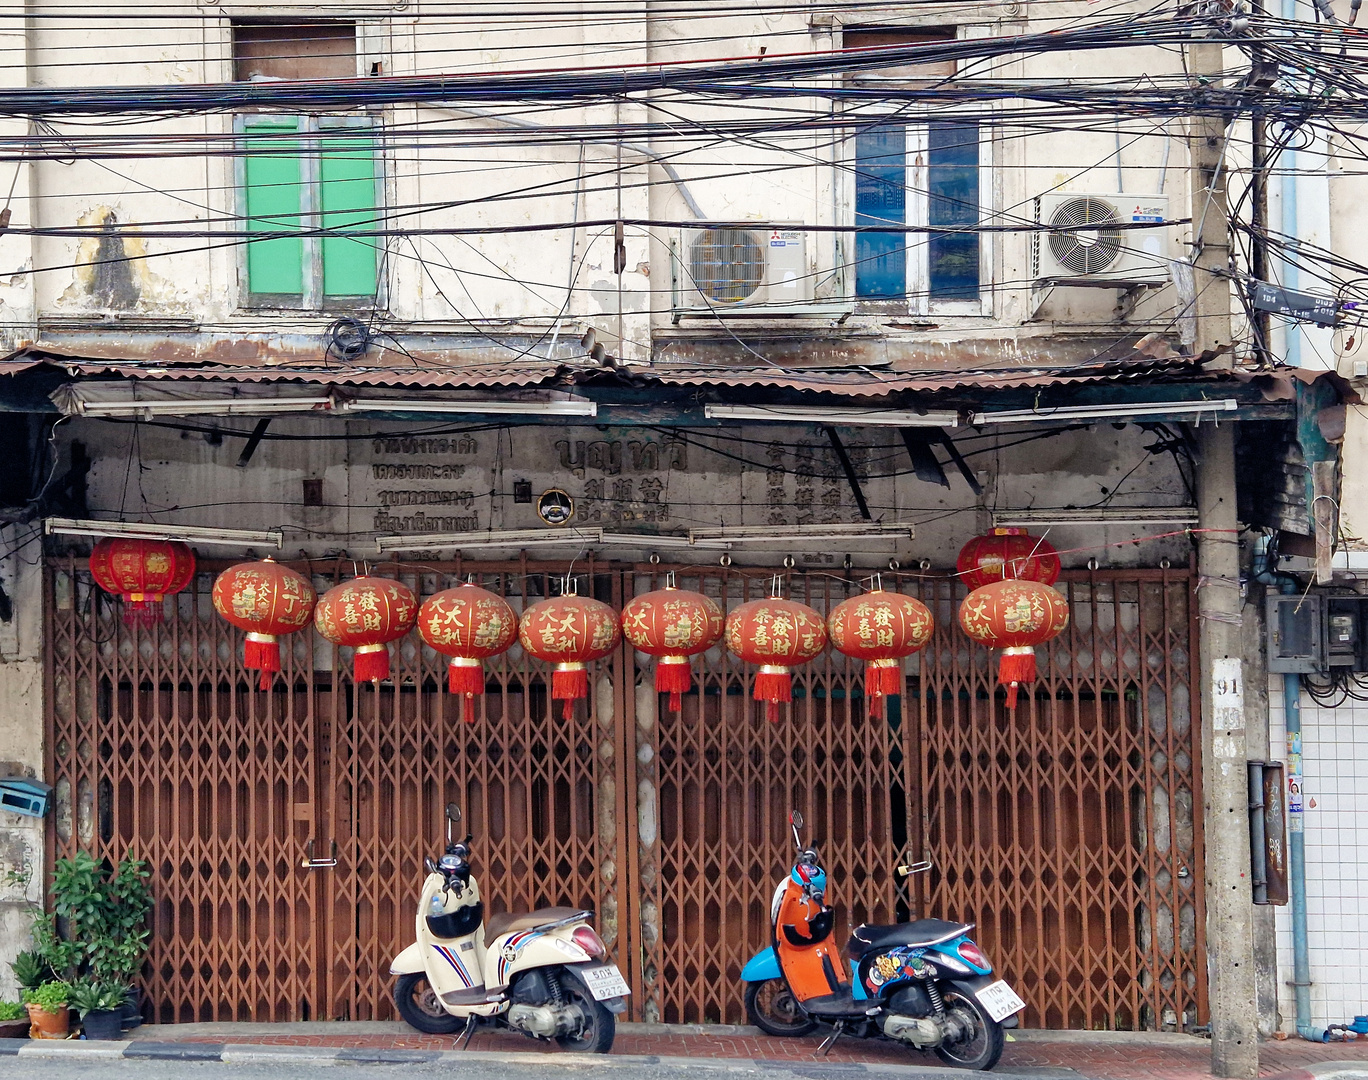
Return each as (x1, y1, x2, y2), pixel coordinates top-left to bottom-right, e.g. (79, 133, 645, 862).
(740, 813, 1023, 1070)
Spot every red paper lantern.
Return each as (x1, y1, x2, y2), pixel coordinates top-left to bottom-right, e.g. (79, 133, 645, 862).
(621, 584, 724, 712)
(958, 579, 1070, 709)
(724, 597, 828, 723)
(89, 538, 195, 624)
(314, 576, 418, 684)
(212, 559, 317, 690)
(518, 592, 621, 720)
(827, 590, 934, 718)
(957, 528, 1060, 591)
(417, 584, 518, 719)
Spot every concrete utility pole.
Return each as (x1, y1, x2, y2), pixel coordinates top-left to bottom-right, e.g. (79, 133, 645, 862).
(1187, 36, 1259, 1080)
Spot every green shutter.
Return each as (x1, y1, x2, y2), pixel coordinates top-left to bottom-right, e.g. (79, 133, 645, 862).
(243, 118, 304, 301)
(319, 132, 378, 299)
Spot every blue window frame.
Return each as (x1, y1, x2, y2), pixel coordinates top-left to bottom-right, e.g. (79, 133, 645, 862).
(854, 120, 982, 308)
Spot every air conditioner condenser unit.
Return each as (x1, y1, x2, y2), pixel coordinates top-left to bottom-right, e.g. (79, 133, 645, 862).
(671, 224, 815, 314)
(1033, 193, 1172, 286)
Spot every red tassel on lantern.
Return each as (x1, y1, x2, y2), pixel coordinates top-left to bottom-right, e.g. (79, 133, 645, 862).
(354, 642, 391, 683)
(655, 656, 694, 712)
(998, 646, 1038, 709)
(754, 665, 793, 723)
(553, 662, 591, 719)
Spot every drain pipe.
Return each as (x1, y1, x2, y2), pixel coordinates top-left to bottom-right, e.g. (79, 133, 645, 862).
(1283, 669, 1324, 1042)
(1255, 538, 1324, 1041)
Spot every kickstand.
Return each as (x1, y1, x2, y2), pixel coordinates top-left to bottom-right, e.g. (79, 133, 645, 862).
(816, 1021, 845, 1057)
(458, 1013, 478, 1050)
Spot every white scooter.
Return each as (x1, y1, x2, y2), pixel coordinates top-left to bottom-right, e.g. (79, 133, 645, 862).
(389, 803, 629, 1052)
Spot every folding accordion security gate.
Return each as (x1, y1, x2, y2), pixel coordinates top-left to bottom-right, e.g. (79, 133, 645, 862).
(45, 556, 1205, 1031)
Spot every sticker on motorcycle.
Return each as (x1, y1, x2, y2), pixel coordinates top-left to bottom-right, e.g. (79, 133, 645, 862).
(975, 979, 1026, 1022)
(579, 964, 631, 1001)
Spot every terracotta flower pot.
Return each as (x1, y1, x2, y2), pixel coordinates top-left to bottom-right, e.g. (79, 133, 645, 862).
(26, 1002, 69, 1039)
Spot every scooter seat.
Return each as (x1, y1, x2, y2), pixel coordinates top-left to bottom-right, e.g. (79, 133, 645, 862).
(846, 918, 970, 959)
(485, 906, 583, 940)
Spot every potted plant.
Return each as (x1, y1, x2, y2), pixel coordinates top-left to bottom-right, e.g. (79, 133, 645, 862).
(66, 979, 127, 1041)
(45, 852, 153, 1031)
(21, 981, 70, 1039)
(0, 1000, 26, 1039)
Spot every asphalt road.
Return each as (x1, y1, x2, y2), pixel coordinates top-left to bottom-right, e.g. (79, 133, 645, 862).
(0, 1054, 1048, 1080)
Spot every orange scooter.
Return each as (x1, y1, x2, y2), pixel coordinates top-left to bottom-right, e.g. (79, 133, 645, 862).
(740, 812, 1023, 1071)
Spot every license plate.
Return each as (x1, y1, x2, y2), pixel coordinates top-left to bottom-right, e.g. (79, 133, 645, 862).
(580, 964, 631, 1001)
(976, 979, 1026, 1022)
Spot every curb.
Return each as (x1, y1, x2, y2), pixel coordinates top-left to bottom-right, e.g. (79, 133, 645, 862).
(0, 1038, 1070, 1078)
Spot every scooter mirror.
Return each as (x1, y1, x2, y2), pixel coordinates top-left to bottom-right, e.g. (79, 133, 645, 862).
(445, 803, 462, 823)
(789, 811, 803, 850)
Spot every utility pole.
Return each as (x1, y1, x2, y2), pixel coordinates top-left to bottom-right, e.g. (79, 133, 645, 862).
(1187, 36, 1259, 1080)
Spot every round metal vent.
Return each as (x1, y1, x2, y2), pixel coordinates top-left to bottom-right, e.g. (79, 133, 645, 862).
(688, 228, 765, 304)
(1047, 197, 1122, 275)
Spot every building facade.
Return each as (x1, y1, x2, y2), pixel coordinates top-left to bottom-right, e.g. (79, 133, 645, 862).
(0, 0, 1361, 1054)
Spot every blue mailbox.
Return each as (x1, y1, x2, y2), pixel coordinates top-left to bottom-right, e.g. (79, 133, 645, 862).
(0, 776, 52, 818)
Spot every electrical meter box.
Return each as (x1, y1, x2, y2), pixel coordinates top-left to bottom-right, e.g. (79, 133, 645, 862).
(1326, 596, 1368, 670)
(1266, 594, 1324, 673)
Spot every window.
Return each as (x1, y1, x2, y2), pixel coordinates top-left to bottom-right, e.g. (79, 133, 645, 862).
(233, 21, 356, 82)
(241, 117, 380, 308)
(855, 121, 982, 307)
(844, 28, 985, 311)
(235, 23, 379, 309)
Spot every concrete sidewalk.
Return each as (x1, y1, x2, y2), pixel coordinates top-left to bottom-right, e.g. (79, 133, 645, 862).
(0, 1022, 1365, 1079)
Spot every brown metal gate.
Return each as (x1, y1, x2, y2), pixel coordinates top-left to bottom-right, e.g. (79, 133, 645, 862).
(45, 557, 1204, 1030)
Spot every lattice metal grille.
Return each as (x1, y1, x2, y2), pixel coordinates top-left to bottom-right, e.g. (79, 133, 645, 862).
(46, 557, 634, 1024)
(631, 568, 906, 1025)
(912, 570, 1206, 1031)
(45, 556, 1203, 1030)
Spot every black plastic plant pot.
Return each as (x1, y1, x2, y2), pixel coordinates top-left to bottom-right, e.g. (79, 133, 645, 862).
(120, 987, 143, 1031)
(82, 1009, 125, 1040)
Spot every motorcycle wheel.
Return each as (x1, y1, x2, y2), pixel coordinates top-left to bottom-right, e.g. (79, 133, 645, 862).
(394, 972, 465, 1035)
(932, 987, 1004, 1071)
(555, 980, 616, 1053)
(744, 979, 817, 1037)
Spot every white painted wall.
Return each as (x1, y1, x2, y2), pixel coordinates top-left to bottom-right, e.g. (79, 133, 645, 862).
(0, 524, 48, 1002)
(1269, 678, 1368, 1031)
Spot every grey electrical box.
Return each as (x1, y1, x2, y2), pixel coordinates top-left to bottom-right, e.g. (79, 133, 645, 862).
(1267, 593, 1325, 673)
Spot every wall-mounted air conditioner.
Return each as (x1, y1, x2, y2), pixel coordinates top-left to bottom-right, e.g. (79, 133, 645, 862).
(1032, 193, 1172, 287)
(670, 224, 850, 322)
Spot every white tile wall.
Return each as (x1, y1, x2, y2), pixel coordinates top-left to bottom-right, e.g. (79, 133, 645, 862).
(1268, 676, 1368, 1030)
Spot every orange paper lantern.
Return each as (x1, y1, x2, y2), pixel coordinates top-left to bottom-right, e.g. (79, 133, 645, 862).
(89, 538, 195, 624)
(518, 592, 621, 719)
(957, 579, 1069, 709)
(724, 597, 827, 723)
(957, 528, 1060, 591)
(827, 589, 934, 718)
(622, 584, 724, 712)
(212, 559, 317, 690)
(314, 576, 418, 684)
(417, 584, 518, 719)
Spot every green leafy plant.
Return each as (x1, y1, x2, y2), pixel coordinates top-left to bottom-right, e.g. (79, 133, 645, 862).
(0, 1000, 24, 1021)
(65, 978, 128, 1018)
(20, 981, 70, 1013)
(10, 949, 50, 991)
(45, 852, 153, 985)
